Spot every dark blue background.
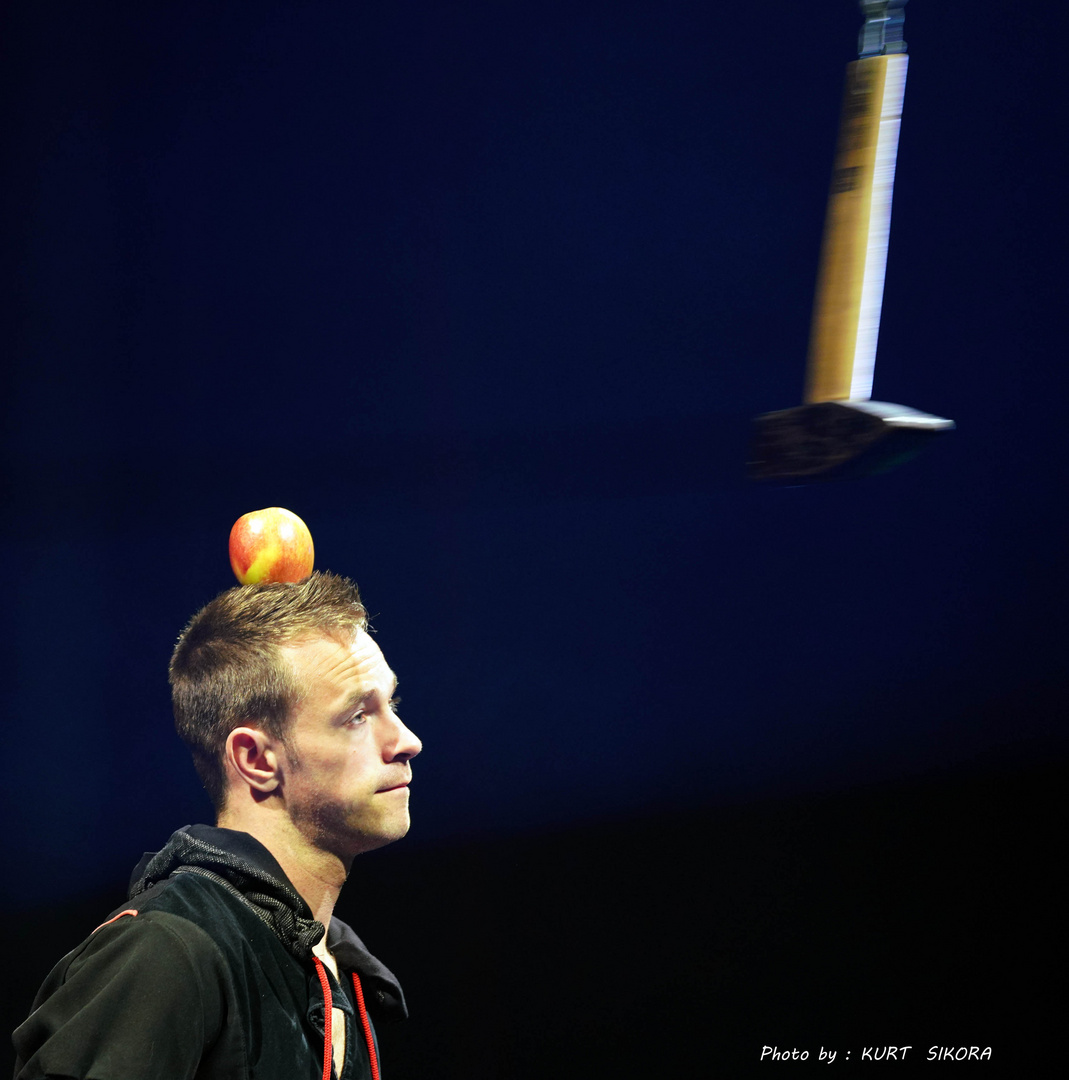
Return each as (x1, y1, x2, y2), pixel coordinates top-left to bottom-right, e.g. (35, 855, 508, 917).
(3, 1, 1066, 1071)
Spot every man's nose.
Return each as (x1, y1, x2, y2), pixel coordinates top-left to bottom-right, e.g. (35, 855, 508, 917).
(386, 714, 422, 762)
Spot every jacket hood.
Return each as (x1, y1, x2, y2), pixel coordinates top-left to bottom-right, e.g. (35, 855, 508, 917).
(129, 824, 407, 1019)
(130, 825, 325, 959)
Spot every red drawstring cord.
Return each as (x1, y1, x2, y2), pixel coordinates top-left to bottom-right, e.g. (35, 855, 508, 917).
(351, 971, 382, 1080)
(312, 957, 334, 1080)
(313, 957, 381, 1080)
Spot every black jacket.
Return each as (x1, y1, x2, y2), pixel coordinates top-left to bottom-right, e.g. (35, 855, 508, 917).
(12, 825, 407, 1080)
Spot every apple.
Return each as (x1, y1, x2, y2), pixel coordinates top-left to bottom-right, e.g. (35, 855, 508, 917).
(229, 507, 315, 585)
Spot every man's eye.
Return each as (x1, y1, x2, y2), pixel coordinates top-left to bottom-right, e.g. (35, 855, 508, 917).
(347, 711, 367, 726)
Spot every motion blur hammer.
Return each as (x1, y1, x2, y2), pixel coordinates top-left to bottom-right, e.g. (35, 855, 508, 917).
(748, 0, 953, 482)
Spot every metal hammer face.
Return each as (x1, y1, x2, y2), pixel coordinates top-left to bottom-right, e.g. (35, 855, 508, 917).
(748, 400, 954, 483)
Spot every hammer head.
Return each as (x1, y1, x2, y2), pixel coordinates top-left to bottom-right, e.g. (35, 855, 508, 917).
(747, 400, 954, 483)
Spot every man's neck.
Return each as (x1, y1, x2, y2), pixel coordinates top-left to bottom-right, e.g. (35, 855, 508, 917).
(215, 809, 349, 927)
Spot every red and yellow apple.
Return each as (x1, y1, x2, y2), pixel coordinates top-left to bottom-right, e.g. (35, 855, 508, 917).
(229, 507, 315, 585)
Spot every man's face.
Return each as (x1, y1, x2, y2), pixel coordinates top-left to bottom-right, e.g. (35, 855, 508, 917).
(277, 628, 421, 860)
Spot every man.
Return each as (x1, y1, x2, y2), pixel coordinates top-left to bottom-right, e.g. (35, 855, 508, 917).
(13, 571, 421, 1080)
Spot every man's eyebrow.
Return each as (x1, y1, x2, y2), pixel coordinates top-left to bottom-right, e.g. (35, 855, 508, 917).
(341, 688, 375, 712)
(340, 677, 398, 712)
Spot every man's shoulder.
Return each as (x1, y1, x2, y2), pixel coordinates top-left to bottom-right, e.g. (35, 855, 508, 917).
(13, 871, 311, 1080)
(39, 902, 231, 1009)
(33, 868, 290, 1010)
(13, 905, 241, 1080)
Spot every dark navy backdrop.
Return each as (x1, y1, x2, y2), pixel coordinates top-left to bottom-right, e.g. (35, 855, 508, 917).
(2, 1, 1066, 1070)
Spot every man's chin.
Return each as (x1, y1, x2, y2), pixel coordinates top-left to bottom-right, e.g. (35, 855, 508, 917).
(338, 814, 412, 858)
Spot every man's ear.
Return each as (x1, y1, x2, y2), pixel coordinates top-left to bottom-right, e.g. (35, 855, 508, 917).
(225, 727, 283, 794)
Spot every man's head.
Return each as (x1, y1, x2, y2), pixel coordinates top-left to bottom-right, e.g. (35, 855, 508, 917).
(170, 570, 370, 813)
